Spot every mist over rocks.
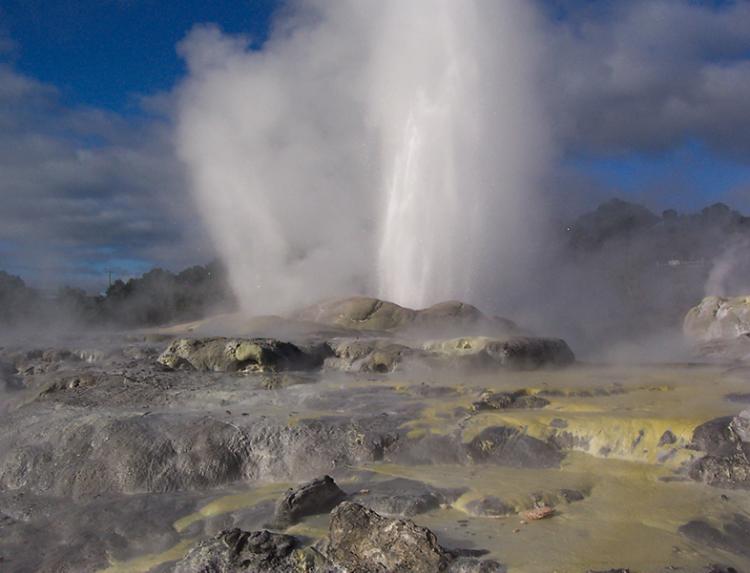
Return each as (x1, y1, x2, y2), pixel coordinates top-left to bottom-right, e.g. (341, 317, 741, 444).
(551, 199, 750, 354)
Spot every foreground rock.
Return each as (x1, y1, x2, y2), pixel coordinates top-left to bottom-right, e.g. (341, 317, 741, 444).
(272, 475, 346, 528)
(174, 502, 503, 573)
(326, 502, 503, 573)
(689, 411, 750, 489)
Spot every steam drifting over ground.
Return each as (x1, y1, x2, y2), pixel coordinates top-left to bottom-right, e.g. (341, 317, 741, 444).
(176, 1, 549, 314)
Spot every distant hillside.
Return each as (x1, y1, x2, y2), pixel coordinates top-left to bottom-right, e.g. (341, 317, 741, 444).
(553, 199, 750, 348)
(0, 261, 236, 328)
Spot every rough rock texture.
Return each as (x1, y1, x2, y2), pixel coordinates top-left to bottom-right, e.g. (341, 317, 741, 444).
(326, 501, 450, 572)
(158, 337, 327, 372)
(685, 296, 750, 342)
(689, 412, 750, 489)
(273, 475, 346, 528)
(466, 426, 564, 469)
(424, 337, 575, 370)
(0, 408, 386, 497)
(173, 503, 504, 573)
(173, 528, 319, 573)
(325, 502, 503, 573)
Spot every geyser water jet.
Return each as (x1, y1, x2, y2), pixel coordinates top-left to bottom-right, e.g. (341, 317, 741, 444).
(177, 0, 549, 314)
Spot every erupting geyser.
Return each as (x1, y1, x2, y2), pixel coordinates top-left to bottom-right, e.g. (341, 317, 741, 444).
(177, 0, 549, 313)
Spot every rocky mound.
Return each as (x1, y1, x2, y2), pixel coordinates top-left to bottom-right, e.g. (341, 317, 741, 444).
(158, 335, 575, 374)
(293, 296, 520, 337)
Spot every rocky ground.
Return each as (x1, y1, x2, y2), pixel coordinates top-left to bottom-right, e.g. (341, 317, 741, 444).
(0, 297, 749, 572)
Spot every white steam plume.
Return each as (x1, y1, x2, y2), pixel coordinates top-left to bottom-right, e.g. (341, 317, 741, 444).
(176, 1, 549, 314)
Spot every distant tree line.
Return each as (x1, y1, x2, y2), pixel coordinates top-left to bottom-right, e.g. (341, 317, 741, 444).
(0, 261, 236, 328)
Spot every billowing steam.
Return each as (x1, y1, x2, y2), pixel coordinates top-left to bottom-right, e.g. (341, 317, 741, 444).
(176, 1, 548, 314)
(705, 238, 750, 297)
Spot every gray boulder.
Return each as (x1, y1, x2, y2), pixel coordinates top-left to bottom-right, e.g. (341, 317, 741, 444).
(272, 475, 346, 528)
(326, 502, 503, 573)
(689, 412, 750, 489)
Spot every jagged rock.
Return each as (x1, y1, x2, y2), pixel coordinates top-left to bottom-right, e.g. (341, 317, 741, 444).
(685, 296, 750, 342)
(158, 337, 327, 372)
(272, 475, 346, 528)
(679, 514, 750, 558)
(466, 426, 564, 468)
(689, 451, 750, 489)
(472, 389, 549, 412)
(173, 528, 318, 573)
(689, 413, 750, 488)
(424, 337, 575, 370)
(558, 488, 587, 503)
(326, 501, 450, 572)
(325, 502, 502, 573)
(175, 504, 503, 573)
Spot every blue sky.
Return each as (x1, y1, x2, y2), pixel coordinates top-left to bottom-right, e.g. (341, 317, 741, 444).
(1, 0, 750, 288)
(0, 0, 277, 110)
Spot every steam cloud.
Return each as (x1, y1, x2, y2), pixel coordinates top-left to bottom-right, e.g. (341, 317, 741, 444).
(176, 0, 549, 314)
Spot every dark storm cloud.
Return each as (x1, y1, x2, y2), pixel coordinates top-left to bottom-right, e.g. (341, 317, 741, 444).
(0, 64, 209, 289)
(546, 0, 750, 156)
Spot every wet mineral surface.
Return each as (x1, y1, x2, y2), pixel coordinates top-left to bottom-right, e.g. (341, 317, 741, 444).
(0, 299, 748, 572)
